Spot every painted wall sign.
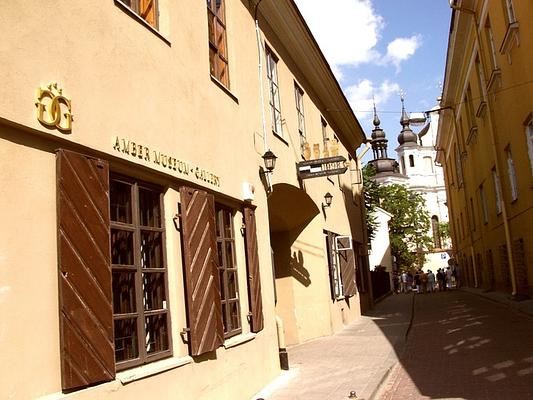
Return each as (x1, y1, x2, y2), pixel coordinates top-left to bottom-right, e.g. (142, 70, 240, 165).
(112, 136, 220, 187)
(297, 155, 348, 180)
(35, 82, 72, 132)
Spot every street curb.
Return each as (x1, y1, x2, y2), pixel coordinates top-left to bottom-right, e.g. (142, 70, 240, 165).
(368, 293, 415, 400)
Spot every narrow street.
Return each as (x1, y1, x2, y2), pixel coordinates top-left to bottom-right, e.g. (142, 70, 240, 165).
(378, 291, 533, 400)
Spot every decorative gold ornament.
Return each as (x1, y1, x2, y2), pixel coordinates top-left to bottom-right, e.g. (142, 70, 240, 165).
(35, 82, 73, 133)
(313, 143, 320, 159)
(303, 142, 311, 160)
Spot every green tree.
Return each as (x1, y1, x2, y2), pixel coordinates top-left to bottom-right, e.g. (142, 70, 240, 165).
(363, 164, 432, 271)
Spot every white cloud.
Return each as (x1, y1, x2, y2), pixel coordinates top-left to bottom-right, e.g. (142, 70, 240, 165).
(385, 35, 423, 71)
(294, 0, 383, 73)
(294, 1, 423, 76)
(345, 79, 400, 121)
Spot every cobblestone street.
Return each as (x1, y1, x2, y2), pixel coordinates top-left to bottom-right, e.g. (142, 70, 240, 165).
(377, 291, 533, 400)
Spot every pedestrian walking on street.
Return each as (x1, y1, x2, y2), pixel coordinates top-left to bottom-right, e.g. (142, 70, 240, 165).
(400, 271, 408, 293)
(446, 266, 453, 289)
(420, 270, 428, 294)
(427, 269, 435, 293)
(414, 270, 421, 293)
(407, 271, 413, 292)
(436, 268, 445, 291)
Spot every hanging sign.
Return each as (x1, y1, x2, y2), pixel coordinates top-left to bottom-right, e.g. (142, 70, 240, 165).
(297, 155, 348, 180)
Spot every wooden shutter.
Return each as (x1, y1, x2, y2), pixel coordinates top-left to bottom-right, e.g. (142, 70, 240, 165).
(338, 237, 357, 297)
(325, 232, 336, 300)
(57, 149, 114, 391)
(180, 187, 224, 356)
(140, 0, 157, 27)
(243, 206, 264, 333)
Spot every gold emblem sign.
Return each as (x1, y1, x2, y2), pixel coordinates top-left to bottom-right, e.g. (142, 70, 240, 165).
(35, 82, 73, 132)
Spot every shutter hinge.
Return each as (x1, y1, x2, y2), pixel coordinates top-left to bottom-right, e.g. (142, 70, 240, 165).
(180, 327, 190, 343)
(173, 213, 181, 232)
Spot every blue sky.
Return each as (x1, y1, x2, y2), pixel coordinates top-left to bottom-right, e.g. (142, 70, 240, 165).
(294, 0, 452, 163)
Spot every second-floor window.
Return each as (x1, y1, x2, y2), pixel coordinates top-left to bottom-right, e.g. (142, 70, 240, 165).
(479, 183, 489, 224)
(294, 83, 306, 154)
(207, 0, 229, 87)
(506, 147, 518, 201)
(122, 0, 158, 28)
(503, 0, 517, 23)
(484, 18, 499, 72)
(266, 48, 283, 136)
(492, 167, 502, 214)
(526, 121, 533, 175)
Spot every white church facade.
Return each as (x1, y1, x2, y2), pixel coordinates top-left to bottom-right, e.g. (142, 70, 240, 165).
(368, 99, 451, 273)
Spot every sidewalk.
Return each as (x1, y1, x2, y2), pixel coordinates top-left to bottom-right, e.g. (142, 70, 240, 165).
(251, 293, 414, 400)
(460, 286, 533, 318)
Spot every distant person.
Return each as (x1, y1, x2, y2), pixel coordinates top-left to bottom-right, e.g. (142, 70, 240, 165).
(446, 267, 453, 289)
(420, 270, 428, 294)
(400, 271, 408, 293)
(407, 271, 414, 292)
(437, 269, 445, 291)
(414, 270, 421, 293)
(427, 270, 435, 293)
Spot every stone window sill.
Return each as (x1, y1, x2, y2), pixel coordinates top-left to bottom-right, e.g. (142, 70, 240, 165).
(117, 355, 193, 384)
(223, 332, 257, 349)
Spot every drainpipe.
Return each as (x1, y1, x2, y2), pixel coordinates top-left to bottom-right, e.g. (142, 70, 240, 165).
(255, 0, 288, 368)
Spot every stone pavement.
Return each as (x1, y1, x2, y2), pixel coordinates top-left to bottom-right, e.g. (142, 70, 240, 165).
(376, 290, 533, 400)
(251, 293, 414, 400)
(251, 288, 533, 400)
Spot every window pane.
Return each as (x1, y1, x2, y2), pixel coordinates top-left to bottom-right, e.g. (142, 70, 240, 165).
(223, 210, 232, 237)
(112, 271, 137, 314)
(207, 12, 215, 45)
(139, 187, 161, 227)
(216, 21, 227, 57)
(225, 241, 234, 268)
(111, 229, 134, 265)
(114, 318, 139, 362)
(219, 269, 226, 300)
(145, 314, 169, 354)
(110, 180, 132, 224)
(217, 241, 223, 266)
(140, 231, 163, 268)
(221, 302, 228, 331)
(217, 57, 228, 86)
(209, 47, 217, 77)
(227, 271, 237, 299)
(229, 301, 240, 331)
(142, 272, 166, 310)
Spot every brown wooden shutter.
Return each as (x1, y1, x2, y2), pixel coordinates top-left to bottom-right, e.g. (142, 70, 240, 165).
(325, 232, 336, 300)
(338, 237, 357, 297)
(140, 0, 157, 27)
(243, 206, 264, 333)
(57, 149, 114, 391)
(180, 187, 224, 356)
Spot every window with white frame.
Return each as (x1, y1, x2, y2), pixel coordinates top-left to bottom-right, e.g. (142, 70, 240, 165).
(479, 183, 489, 224)
(455, 145, 464, 187)
(526, 121, 533, 175)
(294, 83, 306, 154)
(484, 18, 499, 71)
(506, 147, 518, 201)
(492, 167, 502, 214)
(503, 0, 517, 23)
(266, 47, 283, 136)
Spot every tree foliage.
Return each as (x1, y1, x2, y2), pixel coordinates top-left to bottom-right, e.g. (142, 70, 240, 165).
(363, 164, 432, 271)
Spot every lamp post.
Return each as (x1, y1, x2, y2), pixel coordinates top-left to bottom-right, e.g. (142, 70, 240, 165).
(261, 150, 277, 193)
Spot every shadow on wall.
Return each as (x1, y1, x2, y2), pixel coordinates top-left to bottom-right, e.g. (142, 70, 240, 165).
(290, 249, 311, 287)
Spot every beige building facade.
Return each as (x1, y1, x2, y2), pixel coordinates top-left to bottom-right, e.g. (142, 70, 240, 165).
(0, 1, 368, 399)
(437, 0, 533, 298)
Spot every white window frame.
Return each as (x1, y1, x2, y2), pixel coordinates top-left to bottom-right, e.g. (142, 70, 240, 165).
(479, 184, 489, 224)
(294, 83, 306, 153)
(266, 47, 283, 137)
(492, 168, 503, 214)
(526, 121, 533, 175)
(506, 147, 518, 201)
(504, 0, 517, 23)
